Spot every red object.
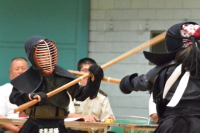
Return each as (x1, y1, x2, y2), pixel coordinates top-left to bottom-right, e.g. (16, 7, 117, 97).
(18, 112, 27, 129)
(193, 27, 200, 37)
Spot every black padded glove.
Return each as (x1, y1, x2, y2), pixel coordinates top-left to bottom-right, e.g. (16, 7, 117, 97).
(88, 65, 104, 99)
(76, 65, 104, 100)
(30, 92, 47, 104)
(89, 65, 104, 81)
(119, 73, 138, 94)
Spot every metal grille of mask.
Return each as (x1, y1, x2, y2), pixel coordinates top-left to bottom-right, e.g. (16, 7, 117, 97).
(34, 40, 58, 74)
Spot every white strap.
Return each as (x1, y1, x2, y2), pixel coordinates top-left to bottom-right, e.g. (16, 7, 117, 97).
(167, 71, 190, 107)
(163, 64, 182, 99)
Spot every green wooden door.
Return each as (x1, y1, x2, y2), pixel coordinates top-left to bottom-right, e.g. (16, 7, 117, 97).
(0, 0, 89, 85)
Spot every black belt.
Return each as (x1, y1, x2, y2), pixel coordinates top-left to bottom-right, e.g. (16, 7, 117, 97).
(25, 105, 69, 119)
(163, 100, 200, 117)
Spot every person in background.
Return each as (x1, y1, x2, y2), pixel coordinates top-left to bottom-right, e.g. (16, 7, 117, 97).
(67, 58, 115, 133)
(0, 57, 29, 133)
(68, 58, 115, 121)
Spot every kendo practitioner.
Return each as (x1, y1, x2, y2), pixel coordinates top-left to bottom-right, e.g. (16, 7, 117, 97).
(9, 36, 104, 133)
(119, 22, 200, 133)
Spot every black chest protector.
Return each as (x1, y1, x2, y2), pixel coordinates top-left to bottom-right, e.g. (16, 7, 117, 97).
(150, 62, 176, 118)
(153, 68, 170, 118)
(11, 66, 77, 108)
(38, 73, 71, 108)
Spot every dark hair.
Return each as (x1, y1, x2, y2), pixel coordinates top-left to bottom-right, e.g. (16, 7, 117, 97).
(77, 58, 97, 71)
(175, 44, 200, 78)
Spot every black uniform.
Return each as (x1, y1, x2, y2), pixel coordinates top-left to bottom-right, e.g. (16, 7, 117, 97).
(119, 22, 200, 133)
(121, 61, 200, 133)
(9, 36, 103, 133)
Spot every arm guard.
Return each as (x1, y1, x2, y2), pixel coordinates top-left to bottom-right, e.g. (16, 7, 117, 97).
(75, 65, 104, 101)
(119, 69, 156, 94)
(119, 74, 138, 94)
(9, 88, 30, 106)
(30, 92, 47, 104)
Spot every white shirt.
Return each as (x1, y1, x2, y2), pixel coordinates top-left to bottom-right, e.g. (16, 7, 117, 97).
(0, 83, 19, 118)
(69, 92, 115, 121)
(148, 93, 157, 116)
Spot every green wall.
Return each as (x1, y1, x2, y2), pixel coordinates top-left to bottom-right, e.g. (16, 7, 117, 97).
(0, 0, 90, 85)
